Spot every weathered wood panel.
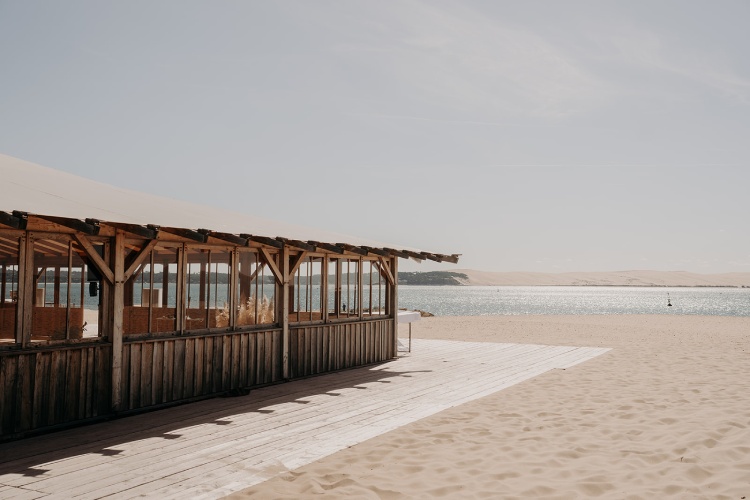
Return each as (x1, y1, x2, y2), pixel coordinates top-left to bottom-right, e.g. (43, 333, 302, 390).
(120, 329, 282, 412)
(0, 344, 111, 439)
(289, 318, 394, 379)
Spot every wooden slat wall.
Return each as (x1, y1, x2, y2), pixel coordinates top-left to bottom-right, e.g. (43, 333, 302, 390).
(2, 319, 390, 439)
(119, 329, 283, 412)
(0, 344, 111, 438)
(289, 319, 394, 379)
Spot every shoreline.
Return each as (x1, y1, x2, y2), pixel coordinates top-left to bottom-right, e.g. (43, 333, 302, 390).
(400, 283, 750, 288)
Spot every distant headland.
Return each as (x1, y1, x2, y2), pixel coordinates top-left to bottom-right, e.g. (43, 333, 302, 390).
(398, 270, 750, 287)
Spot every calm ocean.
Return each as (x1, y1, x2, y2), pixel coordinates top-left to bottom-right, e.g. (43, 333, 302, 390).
(397, 286, 750, 317)
(46, 284, 750, 317)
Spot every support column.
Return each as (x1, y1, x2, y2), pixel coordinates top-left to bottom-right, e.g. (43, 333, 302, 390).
(390, 257, 398, 358)
(321, 256, 328, 323)
(111, 230, 125, 412)
(17, 234, 31, 347)
(281, 245, 290, 379)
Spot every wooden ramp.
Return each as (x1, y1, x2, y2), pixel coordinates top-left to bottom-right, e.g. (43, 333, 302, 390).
(0, 340, 610, 499)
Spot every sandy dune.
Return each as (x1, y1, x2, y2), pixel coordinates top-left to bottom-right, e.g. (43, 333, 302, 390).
(228, 315, 750, 499)
(452, 269, 750, 287)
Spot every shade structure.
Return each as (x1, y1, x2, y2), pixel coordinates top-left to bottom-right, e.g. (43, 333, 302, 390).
(0, 154, 458, 263)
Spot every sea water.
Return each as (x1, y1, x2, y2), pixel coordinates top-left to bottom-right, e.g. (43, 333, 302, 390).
(397, 286, 750, 317)
(36, 284, 750, 317)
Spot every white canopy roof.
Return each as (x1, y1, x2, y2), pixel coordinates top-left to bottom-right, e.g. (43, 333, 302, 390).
(0, 154, 458, 261)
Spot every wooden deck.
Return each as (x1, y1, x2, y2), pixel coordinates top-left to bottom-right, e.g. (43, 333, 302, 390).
(0, 339, 610, 499)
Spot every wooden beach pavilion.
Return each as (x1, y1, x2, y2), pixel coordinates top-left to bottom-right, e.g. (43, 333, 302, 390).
(0, 154, 458, 441)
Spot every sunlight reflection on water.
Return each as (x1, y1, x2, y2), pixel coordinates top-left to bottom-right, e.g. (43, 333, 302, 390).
(398, 286, 750, 317)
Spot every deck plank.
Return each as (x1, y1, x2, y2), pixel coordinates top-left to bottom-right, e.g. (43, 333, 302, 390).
(0, 340, 609, 498)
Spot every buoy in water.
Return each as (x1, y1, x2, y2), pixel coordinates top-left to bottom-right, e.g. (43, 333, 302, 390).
(667, 293, 672, 307)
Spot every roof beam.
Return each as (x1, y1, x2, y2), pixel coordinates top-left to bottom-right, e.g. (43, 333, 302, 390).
(159, 227, 207, 243)
(276, 237, 317, 252)
(384, 248, 411, 259)
(0, 211, 25, 229)
(200, 230, 248, 246)
(36, 215, 99, 235)
(442, 254, 461, 264)
(73, 234, 114, 284)
(308, 241, 345, 254)
(418, 252, 439, 262)
(375, 259, 395, 286)
(241, 234, 284, 249)
(287, 251, 309, 280)
(336, 244, 368, 257)
(401, 250, 425, 262)
(124, 239, 158, 282)
(105, 222, 157, 239)
(361, 246, 390, 258)
(259, 247, 283, 284)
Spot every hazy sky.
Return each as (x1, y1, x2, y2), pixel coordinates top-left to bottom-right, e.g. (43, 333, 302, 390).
(1, 1, 748, 273)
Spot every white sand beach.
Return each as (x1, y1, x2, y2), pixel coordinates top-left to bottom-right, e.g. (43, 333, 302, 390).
(229, 315, 750, 499)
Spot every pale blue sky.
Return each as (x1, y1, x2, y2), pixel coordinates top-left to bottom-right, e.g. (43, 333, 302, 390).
(1, 1, 748, 273)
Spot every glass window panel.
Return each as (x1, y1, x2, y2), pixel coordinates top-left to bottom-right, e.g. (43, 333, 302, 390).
(290, 256, 323, 323)
(327, 258, 338, 316)
(185, 248, 209, 331)
(31, 238, 104, 341)
(362, 259, 387, 317)
(342, 259, 359, 317)
(207, 249, 231, 329)
(327, 257, 361, 320)
(124, 245, 178, 335)
(0, 235, 19, 343)
(237, 250, 276, 327)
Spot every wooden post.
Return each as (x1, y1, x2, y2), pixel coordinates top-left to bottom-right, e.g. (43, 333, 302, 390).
(111, 230, 125, 412)
(358, 257, 363, 320)
(0, 264, 5, 307)
(281, 245, 290, 379)
(100, 241, 111, 339)
(17, 234, 30, 346)
(229, 249, 238, 329)
(390, 257, 398, 358)
(177, 245, 186, 333)
(321, 256, 328, 323)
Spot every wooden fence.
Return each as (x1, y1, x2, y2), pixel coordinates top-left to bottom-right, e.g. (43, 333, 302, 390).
(119, 329, 283, 412)
(290, 318, 394, 378)
(0, 344, 111, 439)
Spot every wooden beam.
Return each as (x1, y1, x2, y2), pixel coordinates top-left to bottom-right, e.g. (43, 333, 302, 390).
(384, 248, 411, 259)
(391, 258, 399, 356)
(36, 215, 99, 235)
(440, 254, 461, 264)
(123, 239, 158, 281)
(402, 250, 426, 262)
(111, 230, 125, 412)
(259, 247, 283, 284)
(287, 251, 309, 281)
(17, 235, 29, 345)
(281, 246, 290, 380)
(361, 246, 390, 257)
(73, 234, 115, 285)
(336, 244, 368, 257)
(201, 231, 248, 246)
(104, 222, 157, 239)
(308, 241, 345, 254)
(0, 211, 24, 229)
(159, 227, 207, 243)
(420, 252, 444, 263)
(241, 234, 284, 249)
(276, 237, 316, 252)
(376, 258, 395, 286)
